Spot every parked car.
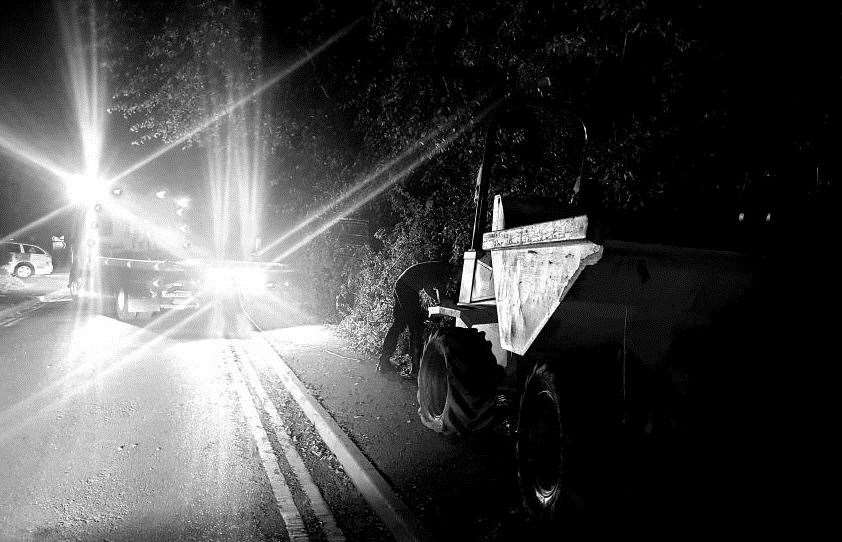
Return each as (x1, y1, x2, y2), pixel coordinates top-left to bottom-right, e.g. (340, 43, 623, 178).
(1, 242, 53, 278)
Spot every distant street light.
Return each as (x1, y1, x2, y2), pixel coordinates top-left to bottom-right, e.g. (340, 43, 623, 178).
(155, 189, 168, 199)
(175, 196, 191, 208)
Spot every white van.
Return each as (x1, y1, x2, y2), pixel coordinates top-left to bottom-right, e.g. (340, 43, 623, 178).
(1, 242, 54, 278)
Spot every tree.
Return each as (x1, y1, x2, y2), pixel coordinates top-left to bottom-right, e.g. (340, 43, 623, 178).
(104, 0, 838, 352)
(105, 0, 262, 145)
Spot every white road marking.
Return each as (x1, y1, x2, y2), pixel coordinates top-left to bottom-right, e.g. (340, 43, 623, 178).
(0, 300, 39, 321)
(0, 281, 67, 321)
(236, 342, 346, 542)
(223, 346, 310, 542)
(248, 332, 434, 542)
(0, 288, 61, 326)
(1, 317, 24, 327)
(0, 303, 45, 326)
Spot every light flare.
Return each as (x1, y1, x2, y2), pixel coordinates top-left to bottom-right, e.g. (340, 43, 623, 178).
(268, 102, 500, 263)
(106, 19, 361, 187)
(0, 132, 76, 181)
(0, 2, 108, 242)
(255, 111, 472, 258)
(59, 0, 106, 188)
(243, 289, 319, 328)
(0, 302, 214, 444)
(100, 197, 211, 259)
(0, 204, 75, 243)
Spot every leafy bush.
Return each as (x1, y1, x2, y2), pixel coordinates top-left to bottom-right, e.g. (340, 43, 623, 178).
(330, 182, 473, 356)
(103, 0, 837, 358)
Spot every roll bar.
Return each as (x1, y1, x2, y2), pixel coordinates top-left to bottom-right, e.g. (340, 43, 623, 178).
(468, 104, 589, 252)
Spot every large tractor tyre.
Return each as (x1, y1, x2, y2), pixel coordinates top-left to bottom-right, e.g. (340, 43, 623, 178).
(516, 358, 621, 530)
(99, 289, 117, 317)
(417, 327, 501, 435)
(14, 263, 34, 278)
(516, 362, 585, 529)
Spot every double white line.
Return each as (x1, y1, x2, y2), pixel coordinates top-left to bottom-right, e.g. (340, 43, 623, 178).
(233, 291, 433, 541)
(0, 300, 43, 327)
(225, 343, 345, 542)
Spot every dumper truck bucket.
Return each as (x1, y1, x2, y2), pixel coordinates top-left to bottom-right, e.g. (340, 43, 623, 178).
(481, 196, 602, 355)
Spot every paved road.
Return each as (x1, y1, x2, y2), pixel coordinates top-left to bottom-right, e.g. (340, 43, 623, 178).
(0, 288, 527, 541)
(1, 303, 291, 540)
(242, 297, 526, 541)
(0, 273, 69, 310)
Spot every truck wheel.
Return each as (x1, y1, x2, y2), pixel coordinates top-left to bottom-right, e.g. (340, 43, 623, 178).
(417, 327, 500, 435)
(14, 263, 34, 278)
(116, 288, 131, 321)
(516, 362, 584, 527)
(99, 288, 117, 317)
(69, 278, 81, 300)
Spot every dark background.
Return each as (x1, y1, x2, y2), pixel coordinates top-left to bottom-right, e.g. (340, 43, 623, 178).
(0, 1, 836, 529)
(0, 0, 205, 246)
(1, 0, 838, 303)
(1, 0, 66, 244)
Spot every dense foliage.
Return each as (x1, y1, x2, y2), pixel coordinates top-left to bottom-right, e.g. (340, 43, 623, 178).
(104, 1, 838, 356)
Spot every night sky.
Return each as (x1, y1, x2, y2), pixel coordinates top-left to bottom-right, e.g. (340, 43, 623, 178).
(1, 1, 66, 242)
(2, 1, 839, 247)
(0, 0, 203, 244)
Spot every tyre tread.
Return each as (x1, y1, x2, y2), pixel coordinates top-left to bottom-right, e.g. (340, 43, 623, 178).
(417, 327, 500, 435)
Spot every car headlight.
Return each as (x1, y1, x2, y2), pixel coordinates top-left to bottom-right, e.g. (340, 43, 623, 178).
(204, 267, 268, 293)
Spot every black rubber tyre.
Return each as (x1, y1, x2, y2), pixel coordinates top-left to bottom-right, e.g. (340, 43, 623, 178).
(417, 327, 500, 435)
(100, 288, 117, 318)
(14, 263, 34, 278)
(516, 362, 584, 528)
(517, 356, 620, 531)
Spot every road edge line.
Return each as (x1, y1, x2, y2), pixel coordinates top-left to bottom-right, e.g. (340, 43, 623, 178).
(224, 346, 310, 542)
(237, 342, 346, 542)
(0, 299, 39, 321)
(254, 332, 435, 542)
(0, 278, 69, 321)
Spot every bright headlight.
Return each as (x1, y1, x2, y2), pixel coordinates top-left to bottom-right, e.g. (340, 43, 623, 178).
(239, 268, 268, 291)
(205, 267, 234, 291)
(204, 267, 267, 293)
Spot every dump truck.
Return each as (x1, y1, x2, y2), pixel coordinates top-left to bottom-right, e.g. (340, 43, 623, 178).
(68, 185, 288, 320)
(419, 106, 770, 529)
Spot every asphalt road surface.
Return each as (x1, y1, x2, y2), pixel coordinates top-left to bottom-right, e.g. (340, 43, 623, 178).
(0, 272, 69, 311)
(0, 278, 528, 541)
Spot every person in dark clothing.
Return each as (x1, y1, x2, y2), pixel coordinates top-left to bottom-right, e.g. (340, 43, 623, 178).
(377, 260, 452, 376)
